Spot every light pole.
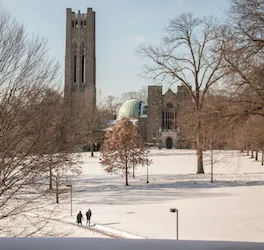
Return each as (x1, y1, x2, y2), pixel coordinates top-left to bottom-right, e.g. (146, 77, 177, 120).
(170, 208, 179, 240)
(66, 184, 72, 216)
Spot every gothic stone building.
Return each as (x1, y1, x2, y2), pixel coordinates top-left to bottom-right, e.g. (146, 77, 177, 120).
(117, 85, 192, 149)
(146, 85, 192, 149)
(64, 8, 96, 120)
(63, 8, 192, 149)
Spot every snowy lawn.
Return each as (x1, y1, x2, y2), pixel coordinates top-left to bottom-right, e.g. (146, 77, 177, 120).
(58, 149, 264, 242)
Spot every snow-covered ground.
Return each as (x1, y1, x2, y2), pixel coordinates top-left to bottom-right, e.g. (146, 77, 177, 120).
(2, 149, 264, 241)
(57, 149, 264, 242)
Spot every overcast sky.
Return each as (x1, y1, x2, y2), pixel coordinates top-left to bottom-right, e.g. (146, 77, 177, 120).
(0, 0, 230, 97)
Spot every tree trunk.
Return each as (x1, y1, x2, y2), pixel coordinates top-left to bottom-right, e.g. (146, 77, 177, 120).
(1, 172, 6, 186)
(56, 173, 59, 204)
(132, 164, 135, 178)
(90, 142, 94, 157)
(251, 150, 254, 158)
(125, 161, 129, 186)
(49, 165, 52, 190)
(262, 151, 264, 166)
(247, 150, 249, 156)
(196, 128, 204, 174)
(255, 151, 258, 161)
(210, 149, 213, 183)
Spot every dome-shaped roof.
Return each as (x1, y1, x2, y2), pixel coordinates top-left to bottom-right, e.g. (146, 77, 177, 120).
(117, 98, 142, 120)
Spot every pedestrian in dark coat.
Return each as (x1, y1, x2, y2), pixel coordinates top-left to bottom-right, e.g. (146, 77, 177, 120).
(86, 209, 92, 226)
(77, 211, 83, 226)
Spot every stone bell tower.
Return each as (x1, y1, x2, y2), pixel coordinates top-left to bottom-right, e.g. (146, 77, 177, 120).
(64, 8, 96, 119)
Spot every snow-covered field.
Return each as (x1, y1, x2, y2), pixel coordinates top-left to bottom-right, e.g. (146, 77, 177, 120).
(56, 149, 264, 242)
(3, 149, 264, 241)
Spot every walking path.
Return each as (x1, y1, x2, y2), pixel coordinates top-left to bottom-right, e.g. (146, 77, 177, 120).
(55, 218, 144, 239)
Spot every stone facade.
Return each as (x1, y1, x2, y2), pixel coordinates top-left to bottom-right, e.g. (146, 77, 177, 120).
(138, 117, 147, 142)
(146, 85, 192, 149)
(147, 86, 162, 144)
(64, 8, 96, 120)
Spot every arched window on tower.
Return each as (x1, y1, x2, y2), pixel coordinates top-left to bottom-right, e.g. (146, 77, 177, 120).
(162, 102, 175, 130)
(84, 20, 86, 27)
(80, 21, 83, 27)
(75, 20, 78, 28)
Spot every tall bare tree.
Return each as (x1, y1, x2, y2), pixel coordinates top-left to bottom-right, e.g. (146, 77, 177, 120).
(218, 0, 264, 121)
(0, 11, 75, 236)
(137, 13, 228, 173)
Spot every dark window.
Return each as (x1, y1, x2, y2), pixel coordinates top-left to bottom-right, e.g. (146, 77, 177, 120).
(80, 21, 83, 27)
(75, 20, 78, 28)
(72, 20, 74, 28)
(162, 103, 175, 129)
(81, 55, 85, 83)
(74, 55, 77, 82)
(84, 20, 86, 27)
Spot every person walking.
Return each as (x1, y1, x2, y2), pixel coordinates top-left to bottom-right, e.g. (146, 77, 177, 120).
(86, 209, 92, 226)
(77, 211, 83, 226)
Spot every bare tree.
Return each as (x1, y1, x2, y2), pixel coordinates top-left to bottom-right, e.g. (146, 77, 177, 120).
(120, 86, 148, 103)
(233, 115, 264, 165)
(137, 13, 228, 173)
(229, 0, 264, 46)
(100, 117, 151, 186)
(0, 11, 74, 236)
(100, 95, 121, 120)
(138, 85, 148, 103)
(203, 99, 234, 182)
(77, 106, 106, 157)
(120, 91, 139, 102)
(218, 0, 264, 121)
(120, 86, 148, 104)
(52, 158, 81, 204)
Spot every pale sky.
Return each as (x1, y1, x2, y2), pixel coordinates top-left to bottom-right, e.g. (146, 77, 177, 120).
(0, 0, 230, 97)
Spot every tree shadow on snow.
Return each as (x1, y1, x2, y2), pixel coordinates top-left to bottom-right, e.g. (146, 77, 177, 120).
(72, 181, 264, 206)
(71, 172, 264, 206)
(99, 222, 121, 226)
(149, 151, 196, 157)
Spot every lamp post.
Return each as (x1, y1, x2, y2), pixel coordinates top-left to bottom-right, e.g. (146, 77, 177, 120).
(66, 184, 72, 216)
(170, 208, 179, 240)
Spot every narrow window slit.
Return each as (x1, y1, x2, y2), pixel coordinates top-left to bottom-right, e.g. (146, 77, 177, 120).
(74, 55, 77, 82)
(82, 55, 86, 83)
